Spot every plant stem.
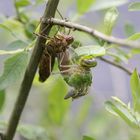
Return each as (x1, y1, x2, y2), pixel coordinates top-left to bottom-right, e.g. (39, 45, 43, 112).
(100, 57, 133, 75)
(3, 0, 60, 140)
(43, 18, 140, 49)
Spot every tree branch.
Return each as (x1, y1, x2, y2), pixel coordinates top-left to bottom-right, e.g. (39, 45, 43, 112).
(100, 57, 133, 75)
(3, 0, 60, 140)
(42, 18, 140, 49)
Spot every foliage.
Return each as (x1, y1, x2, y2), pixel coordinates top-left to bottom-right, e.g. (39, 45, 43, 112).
(0, 0, 140, 140)
(105, 69, 140, 131)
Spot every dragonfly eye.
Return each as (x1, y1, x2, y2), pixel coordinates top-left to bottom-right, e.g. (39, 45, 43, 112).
(66, 36, 74, 44)
(80, 58, 97, 68)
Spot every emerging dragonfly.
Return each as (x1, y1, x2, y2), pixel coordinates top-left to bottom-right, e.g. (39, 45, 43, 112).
(38, 25, 97, 100)
(38, 32, 74, 82)
(57, 48, 97, 100)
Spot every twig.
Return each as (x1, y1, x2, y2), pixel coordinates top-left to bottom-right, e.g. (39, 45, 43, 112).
(3, 0, 60, 140)
(100, 57, 133, 75)
(42, 18, 140, 49)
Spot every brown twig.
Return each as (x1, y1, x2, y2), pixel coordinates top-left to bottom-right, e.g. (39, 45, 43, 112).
(100, 57, 134, 75)
(42, 18, 140, 49)
(3, 0, 60, 140)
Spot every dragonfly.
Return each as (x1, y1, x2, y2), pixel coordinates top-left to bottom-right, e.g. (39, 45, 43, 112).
(38, 32, 74, 82)
(57, 48, 97, 100)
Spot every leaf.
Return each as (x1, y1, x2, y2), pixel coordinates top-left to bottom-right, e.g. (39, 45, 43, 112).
(124, 23, 135, 37)
(18, 124, 48, 140)
(90, 0, 128, 11)
(0, 52, 29, 90)
(105, 97, 139, 128)
(35, 0, 45, 4)
(127, 33, 140, 41)
(6, 40, 28, 50)
(76, 97, 93, 126)
(128, 2, 140, 11)
(104, 7, 119, 35)
(15, 0, 31, 7)
(130, 48, 140, 55)
(0, 23, 18, 39)
(0, 19, 27, 40)
(107, 49, 130, 63)
(130, 69, 140, 112)
(40, 76, 70, 125)
(77, 0, 95, 14)
(83, 136, 95, 140)
(0, 90, 5, 111)
(75, 45, 106, 57)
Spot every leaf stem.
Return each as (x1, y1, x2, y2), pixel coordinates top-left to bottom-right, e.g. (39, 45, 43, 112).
(3, 0, 60, 140)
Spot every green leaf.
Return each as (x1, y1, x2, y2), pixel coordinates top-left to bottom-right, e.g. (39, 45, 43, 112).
(75, 45, 106, 57)
(83, 136, 95, 140)
(15, 0, 31, 7)
(104, 7, 119, 35)
(0, 90, 5, 111)
(130, 69, 140, 112)
(127, 33, 140, 41)
(130, 48, 140, 55)
(105, 97, 139, 128)
(0, 19, 27, 40)
(0, 52, 29, 90)
(90, 0, 128, 11)
(107, 49, 130, 63)
(40, 76, 70, 125)
(77, 0, 95, 14)
(128, 2, 140, 11)
(124, 23, 135, 37)
(0, 23, 18, 39)
(6, 40, 28, 50)
(35, 0, 45, 4)
(76, 97, 92, 125)
(18, 124, 48, 140)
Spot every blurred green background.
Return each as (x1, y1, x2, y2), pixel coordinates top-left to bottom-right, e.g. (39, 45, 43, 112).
(0, 0, 140, 140)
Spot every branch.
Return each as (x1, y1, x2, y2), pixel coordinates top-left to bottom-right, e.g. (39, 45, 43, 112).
(3, 0, 60, 140)
(100, 57, 133, 75)
(42, 18, 140, 49)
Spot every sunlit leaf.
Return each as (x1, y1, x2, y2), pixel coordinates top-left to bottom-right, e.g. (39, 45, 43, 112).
(0, 90, 5, 111)
(1, 19, 27, 41)
(130, 69, 140, 112)
(0, 23, 18, 39)
(128, 2, 140, 11)
(127, 33, 140, 41)
(18, 124, 48, 140)
(15, 0, 31, 7)
(35, 0, 45, 4)
(75, 45, 106, 57)
(0, 52, 29, 90)
(105, 97, 139, 128)
(104, 7, 119, 35)
(90, 0, 128, 11)
(6, 40, 28, 50)
(77, 0, 95, 14)
(83, 135, 95, 140)
(130, 48, 140, 55)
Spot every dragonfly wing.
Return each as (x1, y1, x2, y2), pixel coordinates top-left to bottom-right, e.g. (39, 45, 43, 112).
(39, 48, 55, 82)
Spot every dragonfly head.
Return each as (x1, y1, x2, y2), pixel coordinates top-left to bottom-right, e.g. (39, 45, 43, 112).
(79, 55, 97, 68)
